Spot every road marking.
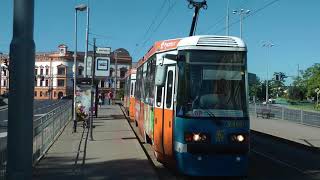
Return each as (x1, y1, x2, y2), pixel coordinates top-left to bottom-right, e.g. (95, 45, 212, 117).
(0, 132, 7, 138)
(252, 149, 310, 176)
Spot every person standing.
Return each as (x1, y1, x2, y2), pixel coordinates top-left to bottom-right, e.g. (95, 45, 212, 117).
(108, 91, 113, 105)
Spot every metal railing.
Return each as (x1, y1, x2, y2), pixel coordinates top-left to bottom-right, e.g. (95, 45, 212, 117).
(0, 100, 72, 180)
(249, 103, 320, 128)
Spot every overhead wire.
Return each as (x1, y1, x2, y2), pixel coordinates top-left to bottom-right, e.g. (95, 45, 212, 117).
(201, 0, 249, 35)
(213, 0, 281, 34)
(134, 0, 178, 59)
(131, 0, 169, 58)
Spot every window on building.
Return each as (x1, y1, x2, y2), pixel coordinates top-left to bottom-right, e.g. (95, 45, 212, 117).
(57, 79, 65, 87)
(57, 67, 65, 75)
(34, 91, 37, 97)
(101, 80, 105, 88)
(110, 68, 114, 77)
(3, 70, 6, 76)
(120, 68, 127, 78)
(3, 80, 6, 87)
(45, 80, 49, 87)
(54, 91, 56, 97)
(45, 68, 49, 75)
(35, 68, 38, 75)
(40, 68, 43, 75)
(78, 68, 83, 76)
(40, 91, 43, 97)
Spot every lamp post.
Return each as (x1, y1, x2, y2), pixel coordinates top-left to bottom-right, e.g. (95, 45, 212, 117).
(232, 9, 250, 39)
(73, 4, 87, 133)
(84, 2, 90, 77)
(226, 0, 230, 36)
(262, 41, 274, 104)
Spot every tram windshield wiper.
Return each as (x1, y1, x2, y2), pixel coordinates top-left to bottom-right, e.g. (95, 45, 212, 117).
(199, 107, 216, 118)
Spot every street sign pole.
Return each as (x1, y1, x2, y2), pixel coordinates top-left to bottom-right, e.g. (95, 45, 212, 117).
(89, 38, 96, 141)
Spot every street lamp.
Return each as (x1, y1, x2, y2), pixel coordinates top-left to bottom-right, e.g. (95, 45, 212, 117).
(73, 4, 87, 133)
(233, 9, 250, 39)
(84, 2, 90, 77)
(262, 41, 274, 104)
(226, 0, 230, 36)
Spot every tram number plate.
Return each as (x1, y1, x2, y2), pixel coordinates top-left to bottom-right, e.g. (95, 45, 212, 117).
(226, 121, 246, 128)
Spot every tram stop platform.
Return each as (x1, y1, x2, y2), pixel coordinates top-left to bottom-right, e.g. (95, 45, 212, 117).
(33, 104, 158, 180)
(250, 116, 320, 149)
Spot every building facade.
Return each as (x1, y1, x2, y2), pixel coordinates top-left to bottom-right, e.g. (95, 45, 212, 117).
(0, 45, 132, 100)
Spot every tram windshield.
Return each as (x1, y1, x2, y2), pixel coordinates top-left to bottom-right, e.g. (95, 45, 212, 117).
(176, 50, 248, 118)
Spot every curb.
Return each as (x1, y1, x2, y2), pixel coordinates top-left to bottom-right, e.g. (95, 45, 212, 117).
(251, 130, 320, 153)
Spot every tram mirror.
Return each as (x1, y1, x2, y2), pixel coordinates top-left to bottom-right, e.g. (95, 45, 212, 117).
(155, 65, 167, 86)
(164, 54, 177, 61)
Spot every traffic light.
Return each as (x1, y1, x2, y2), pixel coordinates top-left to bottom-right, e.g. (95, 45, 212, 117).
(275, 74, 280, 81)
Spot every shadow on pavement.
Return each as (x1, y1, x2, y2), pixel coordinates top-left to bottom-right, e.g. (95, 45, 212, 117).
(84, 158, 158, 180)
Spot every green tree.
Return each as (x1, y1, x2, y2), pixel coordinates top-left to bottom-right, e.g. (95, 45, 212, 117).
(292, 63, 320, 101)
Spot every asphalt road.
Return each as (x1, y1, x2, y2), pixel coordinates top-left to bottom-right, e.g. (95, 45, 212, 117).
(0, 99, 71, 131)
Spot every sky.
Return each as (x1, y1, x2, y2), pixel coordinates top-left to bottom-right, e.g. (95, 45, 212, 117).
(1, 0, 320, 84)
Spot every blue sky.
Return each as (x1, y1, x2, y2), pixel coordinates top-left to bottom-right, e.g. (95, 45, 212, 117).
(1, 0, 320, 84)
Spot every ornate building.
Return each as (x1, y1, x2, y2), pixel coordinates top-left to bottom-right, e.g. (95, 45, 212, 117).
(0, 45, 132, 100)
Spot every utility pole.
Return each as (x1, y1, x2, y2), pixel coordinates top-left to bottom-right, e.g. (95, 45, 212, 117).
(187, 0, 207, 36)
(90, 38, 96, 141)
(7, 0, 35, 179)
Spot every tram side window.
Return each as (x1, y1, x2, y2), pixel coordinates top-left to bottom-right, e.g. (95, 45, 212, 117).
(166, 71, 173, 108)
(149, 58, 156, 105)
(156, 86, 162, 107)
(131, 82, 134, 96)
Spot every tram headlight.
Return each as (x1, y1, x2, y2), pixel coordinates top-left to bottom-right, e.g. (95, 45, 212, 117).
(236, 135, 244, 142)
(230, 133, 248, 143)
(185, 132, 210, 143)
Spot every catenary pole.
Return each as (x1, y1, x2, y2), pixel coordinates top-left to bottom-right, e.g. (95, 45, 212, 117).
(7, 0, 35, 179)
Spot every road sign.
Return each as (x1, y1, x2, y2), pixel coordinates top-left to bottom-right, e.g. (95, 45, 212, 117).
(95, 57, 110, 77)
(96, 47, 111, 55)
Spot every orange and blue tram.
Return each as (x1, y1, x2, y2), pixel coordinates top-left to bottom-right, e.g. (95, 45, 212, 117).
(123, 68, 136, 121)
(126, 35, 249, 177)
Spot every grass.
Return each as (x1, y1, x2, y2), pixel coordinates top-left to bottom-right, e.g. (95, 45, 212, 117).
(288, 103, 320, 112)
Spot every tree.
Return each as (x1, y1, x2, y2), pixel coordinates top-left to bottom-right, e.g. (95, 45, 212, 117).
(269, 72, 287, 98)
(291, 63, 320, 101)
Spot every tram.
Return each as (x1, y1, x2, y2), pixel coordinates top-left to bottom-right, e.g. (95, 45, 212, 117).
(129, 35, 249, 176)
(123, 68, 136, 121)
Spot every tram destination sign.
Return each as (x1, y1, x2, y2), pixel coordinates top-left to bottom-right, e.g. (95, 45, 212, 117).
(96, 47, 111, 55)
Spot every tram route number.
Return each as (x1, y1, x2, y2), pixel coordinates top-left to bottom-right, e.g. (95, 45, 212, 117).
(226, 121, 247, 128)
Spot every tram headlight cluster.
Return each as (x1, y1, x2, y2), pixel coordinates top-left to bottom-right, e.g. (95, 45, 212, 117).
(185, 132, 210, 143)
(230, 134, 248, 143)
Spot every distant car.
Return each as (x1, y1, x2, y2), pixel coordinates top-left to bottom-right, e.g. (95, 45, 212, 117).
(60, 95, 73, 100)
